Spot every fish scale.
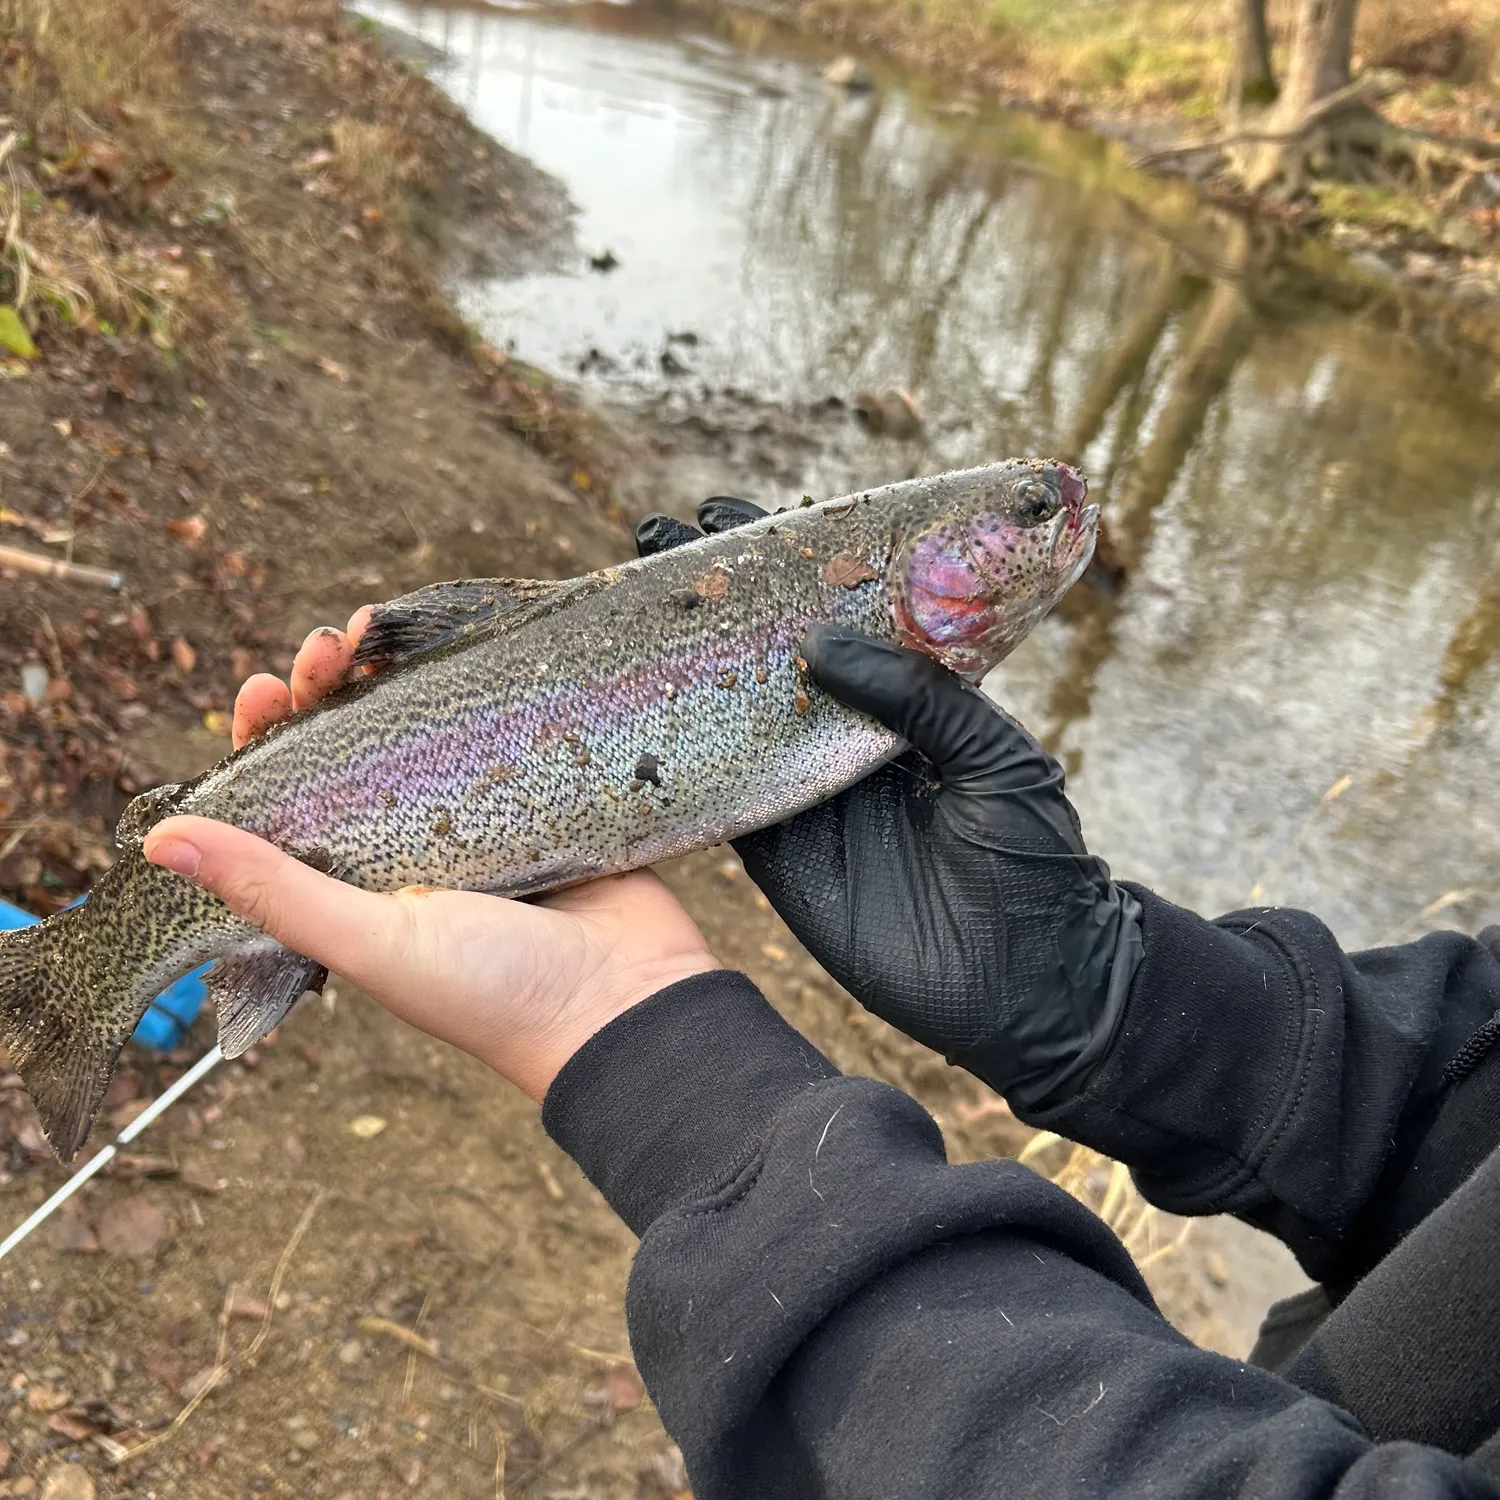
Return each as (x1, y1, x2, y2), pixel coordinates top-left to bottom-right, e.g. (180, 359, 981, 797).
(0, 460, 1098, 1160)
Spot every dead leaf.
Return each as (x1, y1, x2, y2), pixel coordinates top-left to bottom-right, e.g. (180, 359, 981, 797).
(821, 553, 879, 588)
(201, 708, 230, 737)
(693, 571, 729, 601)
(172, 637, 197, 674)
(605, 1362, 643, 1412)
(96, 1194, 169, 1257)
(48, 1409, 103, 1441)
(166, 514, 206, 548)
(38, 1463, 95, 1500)
(45, 1200, 99, 1255)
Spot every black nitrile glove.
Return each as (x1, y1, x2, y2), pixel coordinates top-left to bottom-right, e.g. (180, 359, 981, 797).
(636, 500, 1144, 1110)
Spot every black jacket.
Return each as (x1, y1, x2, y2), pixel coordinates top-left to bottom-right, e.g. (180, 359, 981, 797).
(543, 887, 1500, 1497)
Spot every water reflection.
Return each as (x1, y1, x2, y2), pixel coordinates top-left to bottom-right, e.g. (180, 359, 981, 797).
(361, 0, 1500, 946)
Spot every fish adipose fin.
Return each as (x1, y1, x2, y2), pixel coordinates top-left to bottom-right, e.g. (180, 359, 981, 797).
(210, 946, 327, 1058)
(354, 577, 584, 670)
(0, 913, 144, 1161)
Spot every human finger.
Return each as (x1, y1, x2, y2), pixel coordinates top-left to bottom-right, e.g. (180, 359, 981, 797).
(142, 814, 403, 992)
(232, 673, 293, 750)
(289, 626, 355, 710)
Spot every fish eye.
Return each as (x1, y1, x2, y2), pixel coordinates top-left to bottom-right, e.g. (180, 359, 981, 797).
(1015, 479, 1062, 527)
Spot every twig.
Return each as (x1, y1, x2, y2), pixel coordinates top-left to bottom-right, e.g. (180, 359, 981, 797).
(246, 1187, 325, 1359)
(0, 542, 122, 589)
(113, 1283, 237, 1463)
(357, 1314, 439, 1359)
(0, 817, 40, 864)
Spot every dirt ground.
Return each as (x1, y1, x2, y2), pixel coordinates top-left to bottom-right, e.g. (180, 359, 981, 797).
(1, 2, 1301, 1495)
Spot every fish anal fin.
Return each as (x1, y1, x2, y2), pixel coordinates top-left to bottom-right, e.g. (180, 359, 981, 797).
(210, 946, 327, 1058)
(352, 578, 580, 670)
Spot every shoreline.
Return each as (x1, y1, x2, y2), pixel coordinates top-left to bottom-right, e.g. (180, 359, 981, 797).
(698, 0, 1500, 331)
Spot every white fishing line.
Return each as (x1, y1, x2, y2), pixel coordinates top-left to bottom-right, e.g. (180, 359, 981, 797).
(0, 1045, 224, 1264)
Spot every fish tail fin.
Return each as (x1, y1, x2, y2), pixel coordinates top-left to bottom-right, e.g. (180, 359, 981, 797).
(0, 913, 132, 1161)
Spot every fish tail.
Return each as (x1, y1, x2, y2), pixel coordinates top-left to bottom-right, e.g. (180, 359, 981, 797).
(0, 910, 133, 1162)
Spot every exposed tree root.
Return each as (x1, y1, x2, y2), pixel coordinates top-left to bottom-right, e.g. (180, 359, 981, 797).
(1134, 74, 1500, 216)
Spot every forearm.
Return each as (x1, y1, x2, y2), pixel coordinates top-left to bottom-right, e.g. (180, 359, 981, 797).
(543, 973, 1494, 1499)
(1027, 888, 1500, 1285)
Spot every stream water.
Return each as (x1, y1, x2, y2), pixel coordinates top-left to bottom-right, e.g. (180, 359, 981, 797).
(362, 0, 1500, 957)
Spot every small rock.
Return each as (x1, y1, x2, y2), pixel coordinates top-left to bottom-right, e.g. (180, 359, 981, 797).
(823, 55, 874, 90)
(25, 1385, 70, 1413)
(587, 249, 619, 272)
(293, 1428, 319, 1451)
(348, 1115, 387, 1140)
(1205, 1251, 1229, 1288)
(337, 1338, 363, 1366)
(39, 1466, 94, 1500)
(605, 1362, 643, 1412)
(12, 1477, 37, 1497)
(20, 664, 48, 709)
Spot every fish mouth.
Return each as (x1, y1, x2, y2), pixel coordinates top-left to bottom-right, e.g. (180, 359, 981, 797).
(1048, 501, 1099, 572)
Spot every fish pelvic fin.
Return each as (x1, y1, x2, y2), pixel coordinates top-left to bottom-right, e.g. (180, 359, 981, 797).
(209, 945, 326, 1058)
(0, 913, 135, 1162)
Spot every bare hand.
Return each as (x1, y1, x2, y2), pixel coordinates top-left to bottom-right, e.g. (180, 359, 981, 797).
(144, 609, 720, 1101)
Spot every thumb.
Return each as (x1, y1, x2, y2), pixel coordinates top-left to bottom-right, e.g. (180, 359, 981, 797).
(142, 815, 407, 990)
(801, 625, 1062, 793)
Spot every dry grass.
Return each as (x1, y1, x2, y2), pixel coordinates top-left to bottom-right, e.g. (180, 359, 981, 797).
(0, 0, 243, 363)
(329, 116, 422, 211)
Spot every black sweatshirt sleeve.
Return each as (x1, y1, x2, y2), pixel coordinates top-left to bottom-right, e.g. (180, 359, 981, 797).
(543, 972, 1497, 1500)
(1025, 889, 1500, 1286)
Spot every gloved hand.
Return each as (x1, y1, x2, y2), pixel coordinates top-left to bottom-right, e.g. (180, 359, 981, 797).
(636, 500, 1144, 1110)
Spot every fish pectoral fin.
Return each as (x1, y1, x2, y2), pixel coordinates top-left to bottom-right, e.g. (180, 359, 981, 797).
(353, 577, 584, 670)
(210, 946, 327, 1058)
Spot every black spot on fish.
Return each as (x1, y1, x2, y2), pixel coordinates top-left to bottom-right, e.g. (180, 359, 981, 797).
(634, 753, 662, 786)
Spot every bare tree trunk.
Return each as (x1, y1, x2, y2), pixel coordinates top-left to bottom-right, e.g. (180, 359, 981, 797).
(1280, 0, 1358, 106)
(1242, 0, 1363, 192)
(1225, 0, 1277, 119)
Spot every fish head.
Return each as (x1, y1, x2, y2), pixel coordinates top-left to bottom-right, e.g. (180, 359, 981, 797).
(891, 461, 1098, 678)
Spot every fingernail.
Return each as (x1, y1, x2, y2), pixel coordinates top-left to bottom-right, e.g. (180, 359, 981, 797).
(148, 838, 201, 878)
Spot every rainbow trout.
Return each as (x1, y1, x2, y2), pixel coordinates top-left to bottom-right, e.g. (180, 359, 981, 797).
(0, 460, 1097, 1158)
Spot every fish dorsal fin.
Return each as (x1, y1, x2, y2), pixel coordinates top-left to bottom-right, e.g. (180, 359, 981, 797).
(352, 576, 591, 670)
(116, 781, 184, 849)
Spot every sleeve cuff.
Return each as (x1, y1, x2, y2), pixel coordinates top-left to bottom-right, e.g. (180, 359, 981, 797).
(541, 970, 841, 1234)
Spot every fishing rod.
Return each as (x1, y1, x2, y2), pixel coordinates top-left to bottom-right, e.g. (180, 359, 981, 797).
(0, 1045, 224, 1263)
